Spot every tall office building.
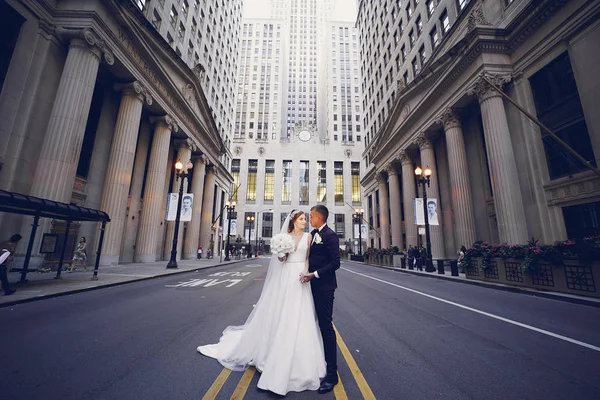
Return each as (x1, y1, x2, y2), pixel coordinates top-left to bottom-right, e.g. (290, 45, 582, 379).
(137, 0, 244, 168)
(357, 0, 600, 258)
(226, 2, 366, 254)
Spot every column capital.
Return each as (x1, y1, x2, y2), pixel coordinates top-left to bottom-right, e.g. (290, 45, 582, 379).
(150, 115, 179, 133)
(385, 164, 399, 176)
(193, 154, 208, 165)
(56, 27, 115, 65)
(115, 81, 153, 106)
(468, 73, 512, 103)
(174, 138, 198, 152)
(397, 150, 413, 166)
(437, 108, 461, 130)
(414, 133, 433, 151)
(376, 173, 387, 185)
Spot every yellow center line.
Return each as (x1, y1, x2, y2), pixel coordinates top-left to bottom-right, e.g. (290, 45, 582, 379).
(230, 367, 256, 400)
(202, 368, 232, 400)
(333, 371, 348, 399)
(334, 323, 377, 400)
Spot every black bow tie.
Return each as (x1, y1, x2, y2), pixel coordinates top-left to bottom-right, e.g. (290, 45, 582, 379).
(311, 229, 318, 236)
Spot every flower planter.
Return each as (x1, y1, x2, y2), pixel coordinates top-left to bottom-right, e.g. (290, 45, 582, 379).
(466, 258, 600, 298)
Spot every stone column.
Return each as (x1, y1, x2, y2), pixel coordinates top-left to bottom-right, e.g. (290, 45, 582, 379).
(164, 140, 193, 260)
(386, 164, 404, 250)
(99, 82, 152, 265)
(30, 28, 114, 203)
(135, 116, 177, 262)
(199, 166, 217, 252)
(415, 134, 445, 258)
(28, 28, 114, 256)
(438, 109, 477, 248)
(377, 173, 391, 249)
(470, 74, 528, 244)
(120, 120, 151, 263)
(183, 156, 207, 259)
(399, 151, 418, 248)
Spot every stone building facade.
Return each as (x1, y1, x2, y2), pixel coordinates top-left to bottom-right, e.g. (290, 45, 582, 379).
(0, 0, 233, 265)
(358, 0, 600, 256)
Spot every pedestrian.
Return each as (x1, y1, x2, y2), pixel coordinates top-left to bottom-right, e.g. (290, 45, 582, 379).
(414, 246, 422, 271)
(198, 247, 203, 259)
(0, 234, 22, 296)
(408, 245, 415, 269)
(458, 245, 467, 268)
(67, 237, 87, 272)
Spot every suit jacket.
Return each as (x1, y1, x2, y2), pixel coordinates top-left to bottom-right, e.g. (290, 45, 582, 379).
(308, 225, 340, 291)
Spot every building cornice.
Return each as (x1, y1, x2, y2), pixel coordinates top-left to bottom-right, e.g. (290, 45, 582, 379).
(367, 0, 572, 167)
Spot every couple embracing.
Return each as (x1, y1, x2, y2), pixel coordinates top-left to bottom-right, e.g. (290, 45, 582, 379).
(198, 205, 341, 395)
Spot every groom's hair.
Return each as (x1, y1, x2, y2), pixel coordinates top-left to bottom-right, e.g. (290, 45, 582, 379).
(310, 205, 329, 222)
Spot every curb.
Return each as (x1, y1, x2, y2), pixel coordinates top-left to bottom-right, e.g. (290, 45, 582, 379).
(359, 262, 600, 308)
(1, 259, 249, 308)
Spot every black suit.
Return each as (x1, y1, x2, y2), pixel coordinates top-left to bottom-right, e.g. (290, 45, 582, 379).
(309, 225, 340, 381)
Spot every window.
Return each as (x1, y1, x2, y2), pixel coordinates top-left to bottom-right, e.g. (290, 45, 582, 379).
(282, 160, 292, 202)
(299, 160, 310, 205)
(151, 9, 162, 30)
(416, 15, 423, 35)
(427, 0, 435, 17)
(419, 45, 427, 65)
(440, 10, 450, 34)
(231, 159, 240, 201)
(351, 162, 361, 203)
(335, 214, 345, 238)
(430, 27, 439, 48)
(529, 52, 596, 179)
(246, 160, 258, 201)
(170, 5, 178, 28)
(262, 212, 273, 238)
(457, 0, 469, 11)
(409, 29, 416, 47)
(264, 160, 275, 201)
(334, 162, 344, 205)
(317, 161, 327, 203)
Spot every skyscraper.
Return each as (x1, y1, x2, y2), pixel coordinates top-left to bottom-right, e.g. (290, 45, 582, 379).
(226, 1, 366, 254)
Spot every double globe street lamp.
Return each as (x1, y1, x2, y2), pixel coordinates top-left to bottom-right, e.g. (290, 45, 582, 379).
(167, 159, 193, 269)
(352, 208, 364, 257)
(246, 215, 255, 258)
(414, 166, 435, 272)
(224, 200, 236, 261)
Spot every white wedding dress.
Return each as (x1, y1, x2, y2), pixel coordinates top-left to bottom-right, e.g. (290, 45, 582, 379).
(197, 232, 326, 395)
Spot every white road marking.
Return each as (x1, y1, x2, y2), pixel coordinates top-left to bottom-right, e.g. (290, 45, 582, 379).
(208, 271, 251, 277)
(165, 278, 244, 288)
(342, 267, 600, 353)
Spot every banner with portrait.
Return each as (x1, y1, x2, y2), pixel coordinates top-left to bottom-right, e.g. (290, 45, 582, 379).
(413, 198, 439, 226)
(165, 193, 194, 222)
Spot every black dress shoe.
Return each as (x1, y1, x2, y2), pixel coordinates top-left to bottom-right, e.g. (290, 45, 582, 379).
(318, 380, 337, 394)
(4, 289, 16, 296)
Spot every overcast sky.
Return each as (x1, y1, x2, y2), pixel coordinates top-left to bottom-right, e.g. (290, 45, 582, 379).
(243, 0, 357, 23)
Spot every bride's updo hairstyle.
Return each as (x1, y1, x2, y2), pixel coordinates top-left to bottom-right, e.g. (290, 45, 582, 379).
(287, 210, 305, 233)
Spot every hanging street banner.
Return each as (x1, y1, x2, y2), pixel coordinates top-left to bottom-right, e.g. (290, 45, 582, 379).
(353, 223, 368, 238)
(165, 193, 194, 222)
(413, 198, 439, 226)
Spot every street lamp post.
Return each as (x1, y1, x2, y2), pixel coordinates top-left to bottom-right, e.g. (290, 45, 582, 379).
(246, 215, 255, 258)
(415, 166, 435, 272)
(352, 208, 364, 257)
(167, 159, 193, 269)
(224, 200, 236, 261)
(255, 208, 273, 257)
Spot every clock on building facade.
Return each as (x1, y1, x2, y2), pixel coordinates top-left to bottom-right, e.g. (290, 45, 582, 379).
(292, 121, 316, 142)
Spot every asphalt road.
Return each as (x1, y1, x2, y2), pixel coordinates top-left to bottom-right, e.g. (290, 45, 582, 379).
(1, 259, 599, 400)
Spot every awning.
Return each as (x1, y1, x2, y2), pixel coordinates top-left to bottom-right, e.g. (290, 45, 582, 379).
(0, 190, 110, 222)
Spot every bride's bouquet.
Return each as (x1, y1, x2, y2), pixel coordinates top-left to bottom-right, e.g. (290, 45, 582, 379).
(271, 233, 294, 259)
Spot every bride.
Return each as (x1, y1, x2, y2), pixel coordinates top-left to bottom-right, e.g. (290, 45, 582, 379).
(197, 210, 326, 395)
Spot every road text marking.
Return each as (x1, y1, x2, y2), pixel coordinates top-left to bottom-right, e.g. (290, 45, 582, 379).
(342, 267, 600, 353)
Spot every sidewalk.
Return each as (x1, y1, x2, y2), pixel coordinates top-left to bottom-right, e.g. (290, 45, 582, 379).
(0, 256, 253, 308)
(359, 262, 600, 308)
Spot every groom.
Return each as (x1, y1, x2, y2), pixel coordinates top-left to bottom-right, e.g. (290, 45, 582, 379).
(302, 205, 341, 394)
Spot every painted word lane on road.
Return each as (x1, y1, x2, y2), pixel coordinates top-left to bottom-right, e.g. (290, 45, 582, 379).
(166, 271, 252, 288)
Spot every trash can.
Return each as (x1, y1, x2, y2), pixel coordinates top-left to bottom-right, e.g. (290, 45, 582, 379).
(436, 259, 445, 274)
